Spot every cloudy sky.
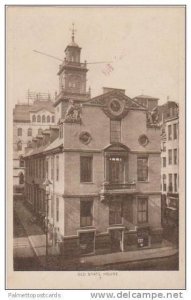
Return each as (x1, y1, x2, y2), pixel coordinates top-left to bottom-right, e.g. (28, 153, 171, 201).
(7, 6, 185, 107)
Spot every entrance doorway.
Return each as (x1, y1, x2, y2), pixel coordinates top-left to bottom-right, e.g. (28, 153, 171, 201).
(110, 229, 124, 252)
(79, 231, 95, 255)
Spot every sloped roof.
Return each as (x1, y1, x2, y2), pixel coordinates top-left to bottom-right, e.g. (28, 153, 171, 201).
(24, 138, 63, 158)
(29, 100, 55, 113)
(85, 90, 144, 109)
(133, 94, 159, 100)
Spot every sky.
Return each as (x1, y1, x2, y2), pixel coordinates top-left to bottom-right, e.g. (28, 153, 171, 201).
(7, 6, 185, 107)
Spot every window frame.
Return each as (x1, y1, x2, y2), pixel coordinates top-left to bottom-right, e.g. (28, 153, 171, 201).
(168, 173, 173, 192)
(173, 123, 178, 140)
(174, 148, 178, 165)
(168, 124, 172, 140)
(109, 200, 123, 225)
(28, 128, 32, 136)
(137, 197, 148, 224)
(168, 149, 172, 165)
(17, 128, 22, 136)
(80, 199, 93, 227)
(110, 120, 121, 143)
(80, 155, 93, 183)
(56, 155, 59, 181)
(137, 156, 149, 182)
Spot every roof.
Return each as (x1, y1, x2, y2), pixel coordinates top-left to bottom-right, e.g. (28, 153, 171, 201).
(24, 138, 63, 158)
(13, 100, 55, 122)
(133, 94, 159, 100)
(29, 100, 55, 113)
(85, 90, 144, 110)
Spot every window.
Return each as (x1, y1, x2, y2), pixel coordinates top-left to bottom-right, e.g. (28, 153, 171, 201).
(163, 157, 166, 168)
(38, 128, 43, 135)
(47, 115, 50, 123)
(168, 125, 172, 140)
(17, 128, 22, 136)
(80, 200, 93, 227)
(174, 174, 178, 192)
(137, 198, 148, 224)
(17, 141, 22, 151)
(56, 156, 59, 181)
(162, 174, 167, 192)
(108, 157, 124, 183)
(51, 195, 54, 218)
(32, 115, 36, 122)
(39, 159, 42, 178)
(174, 149, 178, 165)
(168, 149, 172, 165)
(162, 142, 166, 152)
(110, 120, 121, 143)
(51, 157, 54, 180)
(169, 174, 173, 192)
(137, 156, 148, 182)
(60, 125, 63, 138)
(173, 123, 178, 140)
(42, 159, 45, 178)
(28, 128, 32, 136)
(46, 159, 49, 178)
(27, 141, 32, 147)
(37, 115, 41, 123)
(19, 172, 24, 184)
(52, 116, 55, 123)
(20, 159, 24, 168)
(42, 115, 46, 123)
(56, 198, 59, 222)
(80, 156, 93, 182)
(109, 201, 122, 225)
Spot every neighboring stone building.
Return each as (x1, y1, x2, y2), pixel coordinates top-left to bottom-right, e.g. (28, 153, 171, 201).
(23, 32, 162, 257)
(13, 96, 55, 189)
(159, 101, 179, 227)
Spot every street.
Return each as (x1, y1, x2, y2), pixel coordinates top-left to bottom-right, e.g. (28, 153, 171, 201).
(13, 210, 43, 271)
(13, 200, 178, 271)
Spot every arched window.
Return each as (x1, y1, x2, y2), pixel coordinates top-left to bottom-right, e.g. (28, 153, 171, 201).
(42, 115, 45, 123)
(38, 128, 43, 135)
(17, 141, 22, 151)
(28, 128, 32, 136)
(32, 115, 36, 122)
(52, 115, 55, 123)
(19, 172, 24, 184)
(47, 115, 50, 123)
(17, 128, 22, 136)
(37, 115, 41, 123)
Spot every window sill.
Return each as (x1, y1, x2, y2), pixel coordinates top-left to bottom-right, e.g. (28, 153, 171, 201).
(137, 181, 150, 183)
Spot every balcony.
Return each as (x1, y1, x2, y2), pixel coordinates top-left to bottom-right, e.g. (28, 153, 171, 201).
(100, 181, 136, 201)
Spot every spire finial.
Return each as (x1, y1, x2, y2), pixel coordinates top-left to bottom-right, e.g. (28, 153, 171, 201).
(70, 23, 77, 42)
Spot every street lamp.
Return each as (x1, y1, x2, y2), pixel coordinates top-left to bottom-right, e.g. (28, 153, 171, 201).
(42, 178, 52, 265)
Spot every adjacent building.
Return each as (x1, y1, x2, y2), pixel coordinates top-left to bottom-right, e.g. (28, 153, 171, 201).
(23, 32, 162, 257)
(13, 96, 55, 190)
(160, 101, 179, 227)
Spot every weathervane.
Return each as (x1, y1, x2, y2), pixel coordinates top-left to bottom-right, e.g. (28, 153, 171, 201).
(70, 22, 77, 42)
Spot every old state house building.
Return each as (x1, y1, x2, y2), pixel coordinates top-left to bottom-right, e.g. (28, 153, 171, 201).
(23, 32, 162, 257)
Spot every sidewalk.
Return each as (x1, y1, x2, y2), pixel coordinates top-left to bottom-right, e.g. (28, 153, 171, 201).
(14, 199, 178, 270)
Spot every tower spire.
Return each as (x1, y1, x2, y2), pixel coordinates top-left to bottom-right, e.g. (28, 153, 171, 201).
(71, 23, 77, 42)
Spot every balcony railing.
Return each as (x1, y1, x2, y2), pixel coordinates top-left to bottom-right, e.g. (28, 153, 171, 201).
(100, 181, 136, 201)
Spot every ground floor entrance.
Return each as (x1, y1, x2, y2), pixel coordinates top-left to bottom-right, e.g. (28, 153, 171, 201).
(79, 231, 95, 255)
(109, 229, 124, 252)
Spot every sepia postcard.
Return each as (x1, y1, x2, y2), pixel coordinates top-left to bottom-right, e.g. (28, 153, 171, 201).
(6, 5, 186, 289)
